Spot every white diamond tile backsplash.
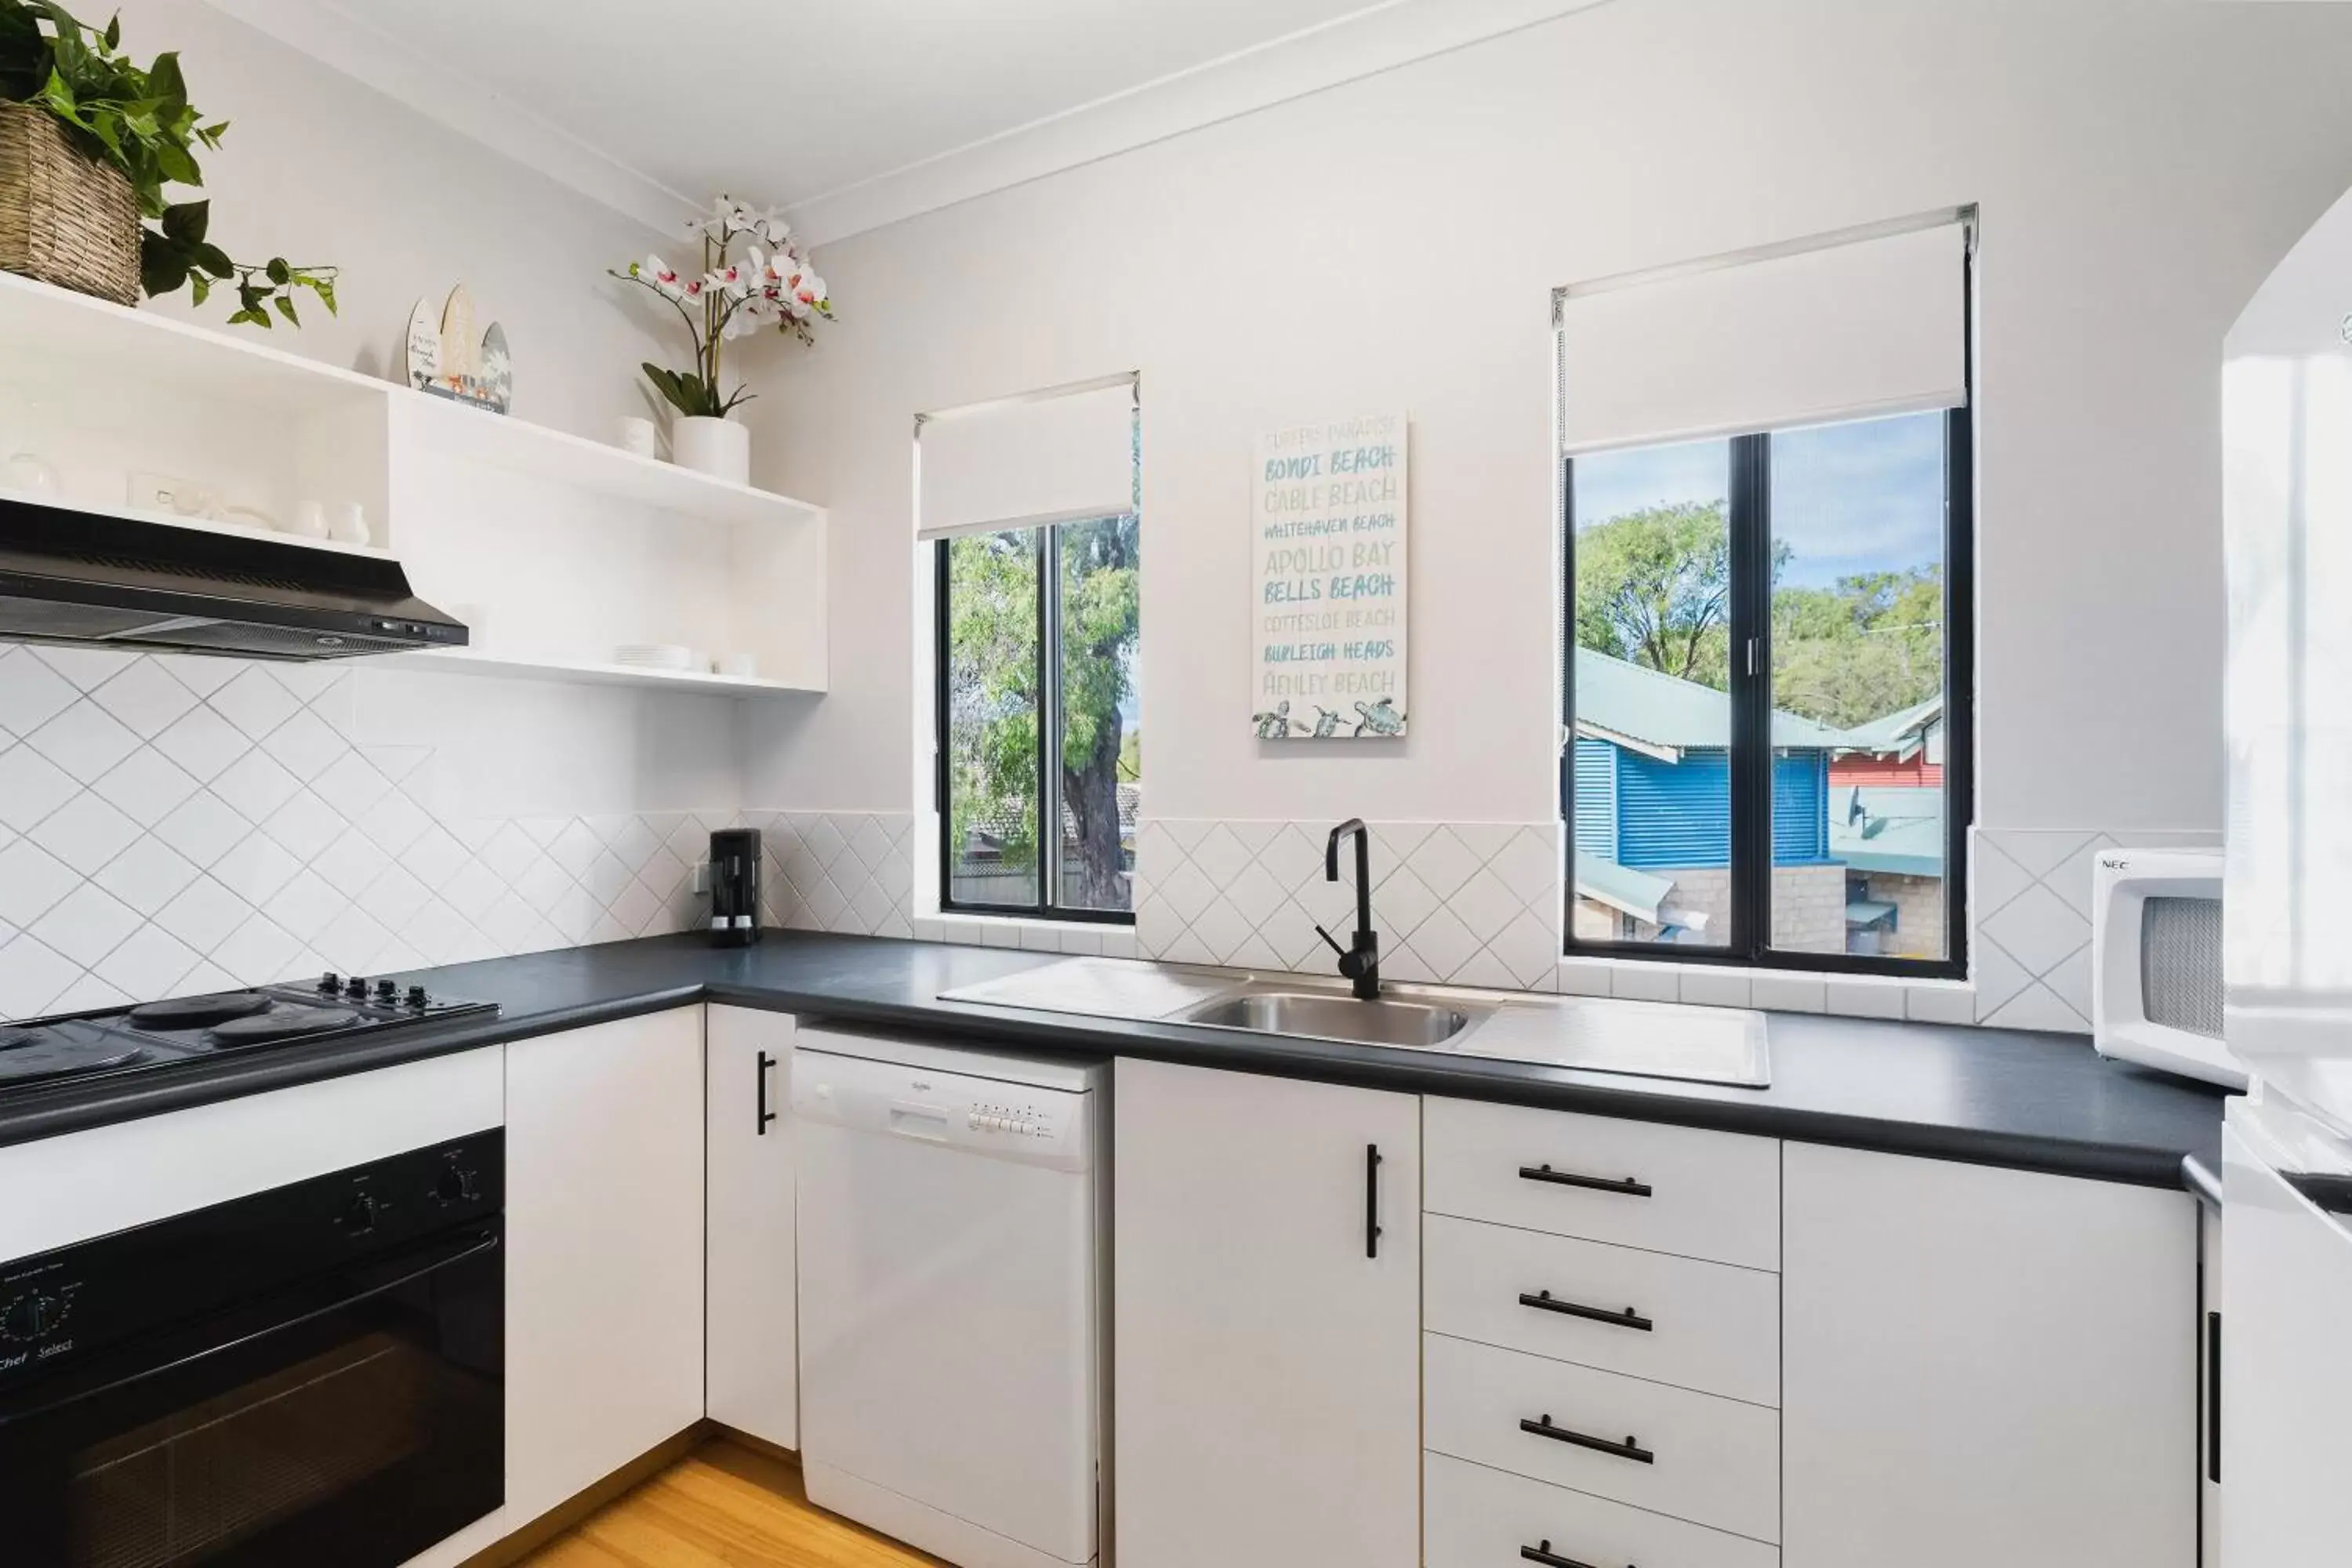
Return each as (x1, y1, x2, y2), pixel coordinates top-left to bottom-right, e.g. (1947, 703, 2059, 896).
(0, 646, 848, 1022)
(1129, 819, 1564, 991)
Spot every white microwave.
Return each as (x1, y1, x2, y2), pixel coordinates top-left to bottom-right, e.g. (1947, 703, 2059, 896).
(2090, 845, 2243, 1088)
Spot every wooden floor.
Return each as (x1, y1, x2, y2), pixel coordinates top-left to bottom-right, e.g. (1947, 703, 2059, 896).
(521, 1441, 951, 1568)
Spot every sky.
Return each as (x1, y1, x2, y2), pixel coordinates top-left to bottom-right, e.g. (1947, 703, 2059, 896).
(1572, 409, 1946, 589)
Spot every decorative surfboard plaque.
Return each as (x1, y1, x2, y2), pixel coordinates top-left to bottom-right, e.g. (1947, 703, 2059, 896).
(402, 285, 513, 413)
(1250, 412, 1408, 740)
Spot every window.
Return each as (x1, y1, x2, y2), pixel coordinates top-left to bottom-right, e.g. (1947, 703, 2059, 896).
(924, 380, 1140, 922)
(1557, 216, 1971, 975)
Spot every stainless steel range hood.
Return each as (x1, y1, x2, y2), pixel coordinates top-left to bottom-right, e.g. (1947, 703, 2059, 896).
(0, 493, 467, 661)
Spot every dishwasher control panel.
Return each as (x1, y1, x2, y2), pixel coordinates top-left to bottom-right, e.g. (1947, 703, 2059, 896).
(792, 1041, 1098, 1174)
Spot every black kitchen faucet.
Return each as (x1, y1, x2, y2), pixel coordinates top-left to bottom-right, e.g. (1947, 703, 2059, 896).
(1315, 818, 1381, 1000)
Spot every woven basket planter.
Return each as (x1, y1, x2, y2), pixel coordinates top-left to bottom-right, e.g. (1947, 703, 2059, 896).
(0, 99, 142, 306)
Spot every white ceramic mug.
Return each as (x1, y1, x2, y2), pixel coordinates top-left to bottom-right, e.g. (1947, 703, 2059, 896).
(331, 501, 372, 546)
(289, 499, 330, 539)
(616, 416, 659, 458)
(718, 652, 758, 680)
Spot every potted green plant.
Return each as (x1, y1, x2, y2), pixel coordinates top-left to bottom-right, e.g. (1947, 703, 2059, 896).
(0, 0, 334, 324)
(612, 195, 831, 482)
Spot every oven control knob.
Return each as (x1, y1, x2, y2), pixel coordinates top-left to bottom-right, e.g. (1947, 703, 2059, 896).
(2, 1292, 58, 1341)
(341, 1193, 379, 1235)
(434, 1166, 478, 1204)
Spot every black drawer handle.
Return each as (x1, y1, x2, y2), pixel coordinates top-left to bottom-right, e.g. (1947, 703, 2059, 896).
(757, 1051, 779, 1135)
(1522, 1414, 1655, 1465)
(1522, 1542, 1628, 1568)
(1367, 1144, 1383, 1259)
(1520, 1163, 1652, 1198)
(1521, 1290, 1653, 1332)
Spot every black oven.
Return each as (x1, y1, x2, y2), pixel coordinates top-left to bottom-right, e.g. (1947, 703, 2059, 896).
(0, 1131, 505, 1567)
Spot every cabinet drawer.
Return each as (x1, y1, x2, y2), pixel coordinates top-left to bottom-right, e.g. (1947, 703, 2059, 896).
(1425, 1098, 1780, 1270)
(1425, 1332, 1780, 1544)
(1425, 1214, 1780, 1406)
(1427, 1450, 1778, 1568)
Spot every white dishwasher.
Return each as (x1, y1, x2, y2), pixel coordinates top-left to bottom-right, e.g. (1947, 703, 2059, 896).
(792, 1026, 1108, 1568)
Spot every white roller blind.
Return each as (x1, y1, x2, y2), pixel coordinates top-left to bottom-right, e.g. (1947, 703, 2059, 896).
(916, 378, 1137, 539)
(1558, 219, 1968, 456)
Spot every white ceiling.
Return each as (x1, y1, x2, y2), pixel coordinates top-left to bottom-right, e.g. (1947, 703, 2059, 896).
(325, 0, 1386, 208)
(208, 0, 1610, 243)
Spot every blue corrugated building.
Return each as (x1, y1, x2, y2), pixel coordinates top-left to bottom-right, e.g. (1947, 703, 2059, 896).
(1568, 650, 1847, 937)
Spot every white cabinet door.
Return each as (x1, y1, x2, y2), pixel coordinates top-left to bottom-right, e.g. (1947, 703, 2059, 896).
(1112, 1058, 1420, 1568)
(504, 1007, 706, 1523)
(1783, 1143, 2197, 1568)
(706, 1004, 798, 1450)
(2220, 1123, 2352, 1568)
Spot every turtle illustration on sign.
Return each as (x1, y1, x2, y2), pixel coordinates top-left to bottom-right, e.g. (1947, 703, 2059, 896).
(1308, 705, 1345, 738)
(1252, 701, 1297, 739)
(1352, 698, 1406, 737)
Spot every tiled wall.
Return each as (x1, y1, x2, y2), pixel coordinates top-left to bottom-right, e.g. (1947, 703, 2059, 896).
(0, 643, 2220, 1039)
(0, 646, 738, 1020)
(1130, 820, 1565, 992)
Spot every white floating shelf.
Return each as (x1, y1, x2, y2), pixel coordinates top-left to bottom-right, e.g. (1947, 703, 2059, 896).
(402, 391, 822, 529)
(390, 646, 822, 695)
(0, 267, 387, 414)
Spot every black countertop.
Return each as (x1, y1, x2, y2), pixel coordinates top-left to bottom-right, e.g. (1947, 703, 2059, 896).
(0, 932, 2233, 1192)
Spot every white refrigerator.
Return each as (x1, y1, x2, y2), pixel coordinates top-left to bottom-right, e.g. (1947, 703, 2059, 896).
(2221, 180, 2352, 1565)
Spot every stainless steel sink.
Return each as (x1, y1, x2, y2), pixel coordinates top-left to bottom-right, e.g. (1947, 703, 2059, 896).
(1178, 990, 1483, 1048)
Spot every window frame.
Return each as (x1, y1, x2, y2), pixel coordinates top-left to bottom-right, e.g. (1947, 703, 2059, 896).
(1559, 288, 1974, 980)
(935, 526, 1138, 926)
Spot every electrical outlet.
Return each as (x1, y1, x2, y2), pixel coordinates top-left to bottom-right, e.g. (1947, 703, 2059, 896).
(692, 860, 710, 895)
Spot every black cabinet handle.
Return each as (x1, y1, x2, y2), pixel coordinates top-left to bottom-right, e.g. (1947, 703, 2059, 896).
(1366, 1143, 1383, 1258)
(757, 1051, 778, 1136)
(2207, 1308, 2223, 1484)
(1521, 1414, 1654, 1465)
(1520, 1163, 1652, 1198)
(1521, 1290, 1653, 1332)
(1522, 1542, 1624, 1568)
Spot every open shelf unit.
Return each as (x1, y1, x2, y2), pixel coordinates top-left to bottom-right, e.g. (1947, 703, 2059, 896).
(0, 269, 827, 696)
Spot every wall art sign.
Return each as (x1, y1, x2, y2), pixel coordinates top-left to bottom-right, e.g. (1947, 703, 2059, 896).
(1250, 412, 1408, 740)
(402, 285, 514, 413)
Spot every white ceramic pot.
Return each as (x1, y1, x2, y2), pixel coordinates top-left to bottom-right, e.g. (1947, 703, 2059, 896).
(672, 415, 750, 484)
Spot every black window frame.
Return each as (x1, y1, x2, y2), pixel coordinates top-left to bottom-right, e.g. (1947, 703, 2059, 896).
(1559, 260, 1974, 981)
(935, 525, 1137, 926)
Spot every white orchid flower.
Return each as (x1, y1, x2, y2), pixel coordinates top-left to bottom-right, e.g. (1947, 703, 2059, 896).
(633, 255, 686, 299)
(705, 259, 754, 299)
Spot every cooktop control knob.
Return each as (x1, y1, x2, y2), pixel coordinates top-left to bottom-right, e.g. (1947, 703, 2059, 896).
(0, 1292, 57, 1341)
(341, 1192, 379, 1235)
(374, 978, 398, 1002)
(344, 975, 368, 998)
(407, 985, 430, 1008)
(434, 1164, 478, 1204)
(318, 972, 341, 993)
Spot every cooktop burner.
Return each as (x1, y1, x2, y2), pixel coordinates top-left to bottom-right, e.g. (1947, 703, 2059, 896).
(0, 1026, 147, 1084)
(2, 975, 499, 1094)
(125, 993, 272, 1030)
(205, 1006, 364, 1047)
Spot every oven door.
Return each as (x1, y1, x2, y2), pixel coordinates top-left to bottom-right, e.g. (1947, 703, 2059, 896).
(0, 1221, 503, 1568)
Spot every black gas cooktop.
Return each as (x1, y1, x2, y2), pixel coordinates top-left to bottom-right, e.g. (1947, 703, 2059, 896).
(0, 975, 497, 1092)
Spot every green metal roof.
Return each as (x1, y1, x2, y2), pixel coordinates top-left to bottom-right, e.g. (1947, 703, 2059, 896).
(1573, 648, 1848, 756)
(1830, 784, 1944, 877)
(1836, 695, 1943, 758)
(1573, 851, 1676, 925)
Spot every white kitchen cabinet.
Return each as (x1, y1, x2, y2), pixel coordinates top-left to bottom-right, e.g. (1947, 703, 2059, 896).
(1783, 1142, 2198, 1568)
(1113, 1058, 1421, 1568)
(503, 1007, 708, 1523)
(705, 1004, 798, 1450)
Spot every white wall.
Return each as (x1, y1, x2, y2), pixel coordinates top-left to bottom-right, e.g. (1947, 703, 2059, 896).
(0, 0, 756, 1015)
(94, 0, 744, 818)
(739, 0, 2352, 837)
